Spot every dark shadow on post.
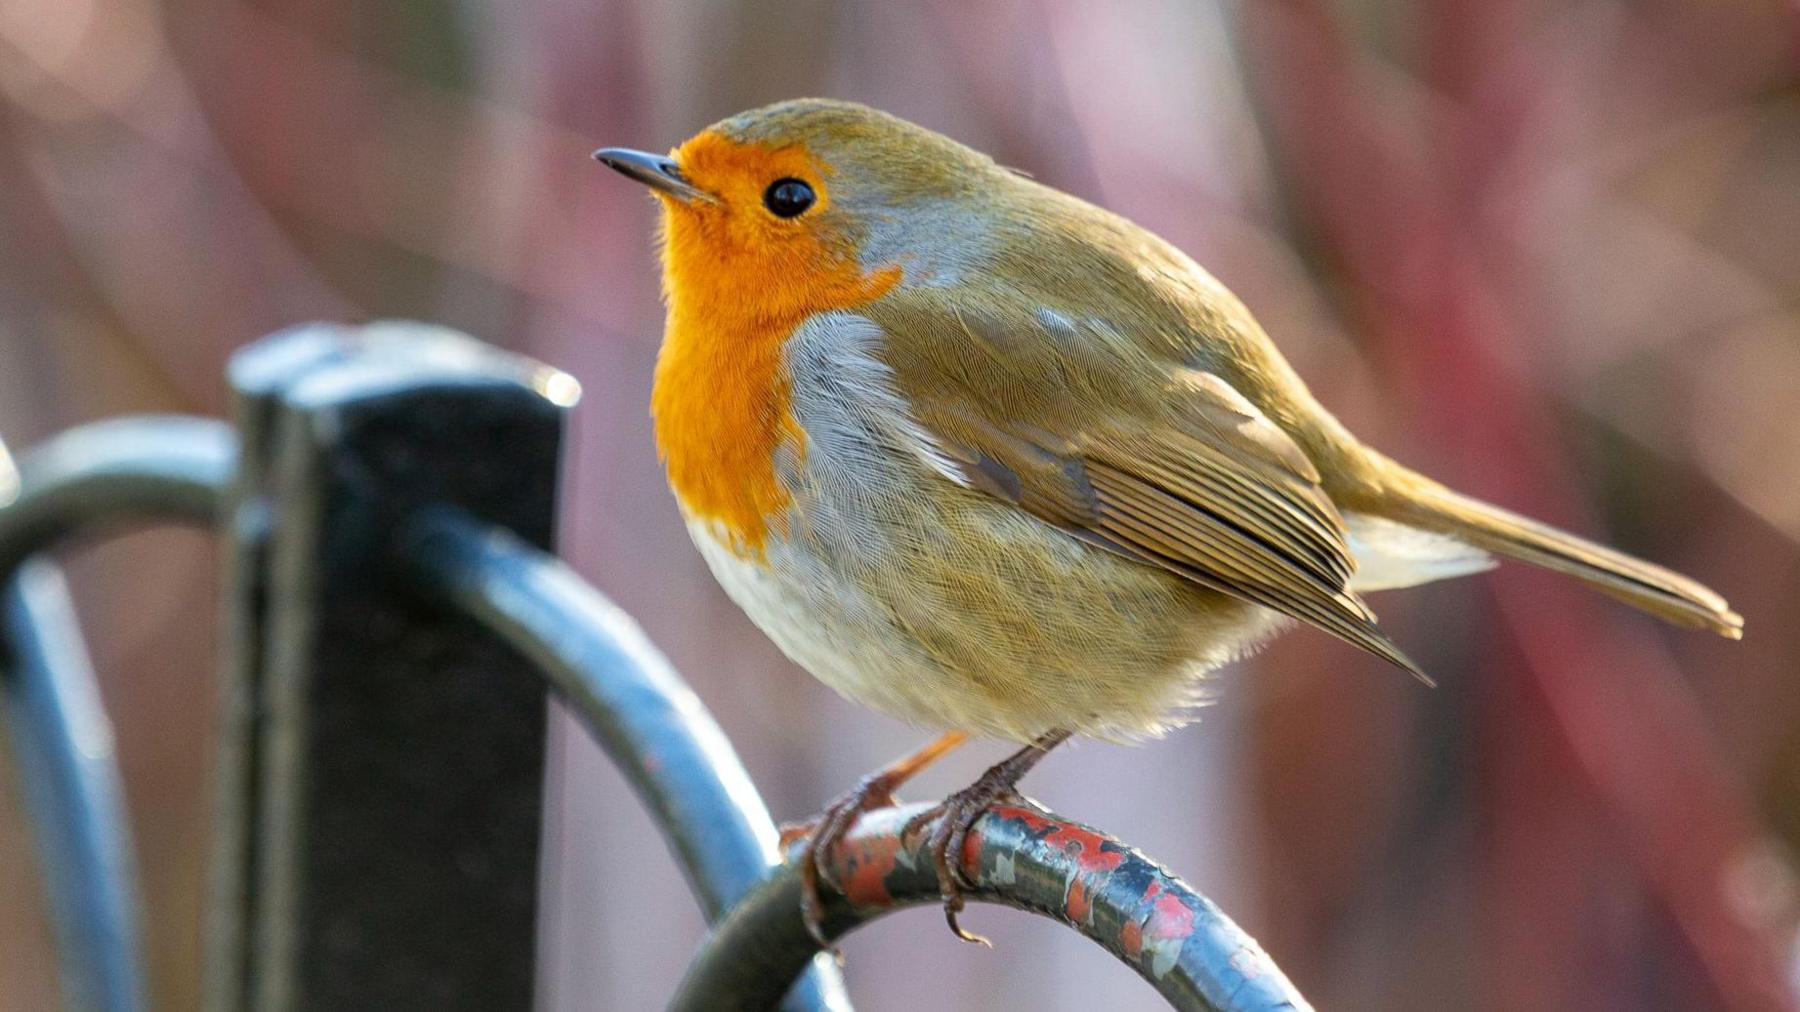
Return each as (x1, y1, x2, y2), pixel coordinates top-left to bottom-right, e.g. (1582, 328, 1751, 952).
(216, 322, 570, 1011)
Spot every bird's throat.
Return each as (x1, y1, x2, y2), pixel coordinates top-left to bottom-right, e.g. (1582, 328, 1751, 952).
(652, 241, 900, 559)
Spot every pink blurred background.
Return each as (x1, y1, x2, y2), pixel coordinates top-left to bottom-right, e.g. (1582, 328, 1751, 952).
(2, 0, 1798, 1009)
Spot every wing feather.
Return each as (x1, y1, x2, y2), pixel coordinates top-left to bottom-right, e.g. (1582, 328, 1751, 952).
(864, 290, 1428, 681)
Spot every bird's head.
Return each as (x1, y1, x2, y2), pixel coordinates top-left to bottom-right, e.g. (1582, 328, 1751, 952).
(597, 98, 1009, 316)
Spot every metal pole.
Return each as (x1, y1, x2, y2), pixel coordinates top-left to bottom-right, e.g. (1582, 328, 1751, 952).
(669, 803, 1312, 1012)
(1, 563, 145, 1012)
(0, 420, 229, 1011)
(399, 509, 851, 1012)
(0, 416, 233, 582)
(217, 322, 576, 1011)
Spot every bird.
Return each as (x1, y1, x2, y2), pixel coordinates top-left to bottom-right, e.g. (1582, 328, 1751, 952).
(594, 98, 1742, 948)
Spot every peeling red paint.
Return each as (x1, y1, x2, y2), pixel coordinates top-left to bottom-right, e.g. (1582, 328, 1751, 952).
(1065, 876, 1093, 923)
(1120, 916, 1144, 960)
(990, 804, 1054, 833)
(1046, 824, 1124, 873)
(959, 822, 985, 878)
(834, 830, 903, 908)
(1148, 892, 1196, 941)
(986, 808, 1125, 875)
(1118, 879, 1168, 961)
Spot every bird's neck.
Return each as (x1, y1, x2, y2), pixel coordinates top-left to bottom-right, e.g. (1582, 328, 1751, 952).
(651, 261, 901, 558)
(652, 288, 804, 559)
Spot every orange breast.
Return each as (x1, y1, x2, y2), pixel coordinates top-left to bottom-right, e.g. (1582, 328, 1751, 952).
(651, 149, 900, 557)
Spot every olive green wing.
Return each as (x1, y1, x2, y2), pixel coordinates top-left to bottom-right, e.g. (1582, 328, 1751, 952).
(866, 291, 1428, 682)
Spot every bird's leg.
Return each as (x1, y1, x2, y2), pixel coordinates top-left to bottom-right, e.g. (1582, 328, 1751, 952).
(781, 730, 968, 952)
(903, 729, 1072, 945)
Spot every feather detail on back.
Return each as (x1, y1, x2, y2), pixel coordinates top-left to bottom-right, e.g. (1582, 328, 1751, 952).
(860, 289, 1432, 683)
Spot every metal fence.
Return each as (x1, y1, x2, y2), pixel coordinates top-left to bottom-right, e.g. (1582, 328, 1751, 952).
(0, 322, 1309, 1012)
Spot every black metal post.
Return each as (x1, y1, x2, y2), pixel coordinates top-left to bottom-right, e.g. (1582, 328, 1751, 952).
(203, 326, 353, 1012)
(212, 322, 576, 1011)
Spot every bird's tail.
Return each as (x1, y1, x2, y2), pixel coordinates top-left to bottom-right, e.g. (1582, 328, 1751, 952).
(1352, 463, 1743, 639)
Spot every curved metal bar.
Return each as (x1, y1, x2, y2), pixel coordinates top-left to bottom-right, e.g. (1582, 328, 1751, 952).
(670, 803, 1311, 1012)
(1, 563, 146, 1012)
(0, 415, 235, 581)
(397, 509, 851, 1012)
(0, 417, 230, 1011)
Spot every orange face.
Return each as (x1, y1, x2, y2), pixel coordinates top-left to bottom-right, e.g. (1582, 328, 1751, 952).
(656, 130, 894, 321)
(649, 131, 901, 557)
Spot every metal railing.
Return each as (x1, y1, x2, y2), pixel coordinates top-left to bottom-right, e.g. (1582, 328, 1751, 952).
(0, 322, 1309, 1011)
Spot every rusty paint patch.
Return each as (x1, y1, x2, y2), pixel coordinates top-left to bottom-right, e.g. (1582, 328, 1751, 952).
(1142, 889, 1199, 979)
(1050, 825, 1125, 874)
(833, 828, 905, 908)
(991, 804, 1055, 834)
(1147, 892, 1195, 941)
(1120, 916, 1144, 960)
(959, 821, 986, 881)
(994, 807, 1128, 873)
(1065, 876, 1093, 923)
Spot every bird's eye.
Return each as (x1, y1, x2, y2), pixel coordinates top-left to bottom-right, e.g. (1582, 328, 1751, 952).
(763, 178, 816, 218)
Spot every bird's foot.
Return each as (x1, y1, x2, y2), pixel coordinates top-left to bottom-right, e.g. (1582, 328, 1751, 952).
(781, 771, 904, 957)
(782, 732, 970, 958)
(898, 779, 1040, 946)
(900, 729, 1069, 945)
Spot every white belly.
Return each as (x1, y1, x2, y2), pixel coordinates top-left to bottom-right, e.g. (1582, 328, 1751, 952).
(685, 499, 1283, 744)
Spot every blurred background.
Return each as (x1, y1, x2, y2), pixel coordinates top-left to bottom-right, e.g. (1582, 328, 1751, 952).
(2, 0, 1798, 1008)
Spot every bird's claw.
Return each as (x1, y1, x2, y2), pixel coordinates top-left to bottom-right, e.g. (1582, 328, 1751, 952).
(786, 773, 902, 958)
(906, 781, 1041, 946)
(776, 819, 816, 851)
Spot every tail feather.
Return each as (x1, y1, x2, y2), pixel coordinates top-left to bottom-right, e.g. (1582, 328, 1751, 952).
(1369, 477, 1743, 639)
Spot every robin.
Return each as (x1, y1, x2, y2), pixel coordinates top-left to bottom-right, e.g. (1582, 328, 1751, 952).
(595, 98, 1741, 948)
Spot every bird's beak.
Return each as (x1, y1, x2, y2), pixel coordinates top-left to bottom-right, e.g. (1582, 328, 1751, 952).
(592, 147, 710, 204)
